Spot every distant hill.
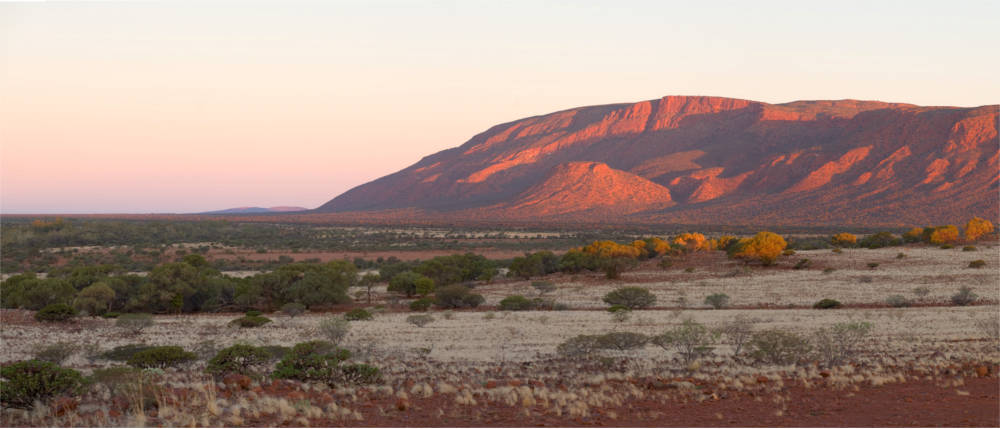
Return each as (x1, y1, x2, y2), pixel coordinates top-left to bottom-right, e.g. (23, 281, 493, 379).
(200, 206, 308, 215)
(316, 95, 998, 226)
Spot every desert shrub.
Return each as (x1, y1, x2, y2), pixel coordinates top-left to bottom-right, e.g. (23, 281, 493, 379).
(531, 280, 556, 296)
(831, 233, 857, 247)
(859, 232, 901, 249)
(718, 315, 758, 357)
(975, 318, 1000, 340)
(229, 314, 272, 328)
(73, 282, 115, 317)
(0, 360, 84, 409)
(609, 306, 631, 323)
(556, 335, 601, 358)
(749, 329, 812, 365)
(683, 267, 695, 273)
(245, 310, 263, 317)
(594, 332, 648, 352)
(968, 260, 986, 269)
(258, 345, 291, 362)
(822, 267, 836, 274)
(318, 317, 350, 346)
(657, 258, 673, 269)
(558, 250, 600, 273)
(413, 253, 497, 286)
(651, 319, 718, 364)
(206, 344, 272, 376)
(867, 262, 880, 269)
(387, 271, 435, 298)
(782, 249, 796, 256)
(962, 245, 977, 252)
(858, 275, 874, 284)
(951, 287, 978, 306)
(601, 256, 638, 279)
(728, 231, 787, 265)
(704, 293, 730, 309)
(813, 298, 842, 309)
(885, 295, 910, 308)
(964, 217, 995, 241)
(34, 303, 76, 322)
(89, 366, 142, 394)
(340, 363, 382, 384)
(116, 313, 154, 334)
(434, 285, 484, 309)
(911, 286, 930, 298)
(32, 342, 78, 365)
(344, 308, 373, 321)
(896, 252, 906, 259)
(812, 321, 873, 366)
(793, 259, 811, 270)
(101, 312, 121, 319)
(271, 341, 353, 384)
(508, 251, 560, 279)
(832, 248, 842, 254)
(499, 295, 536, 311)
(126, 346, 196, 369)
(602, 287, 656, 309)
(407, 314, 435, 328)
(100, 344, 154, 362)
(409, 298, 433, 312)
(902, 227, 924, 243)
(281, 302, 306, 318)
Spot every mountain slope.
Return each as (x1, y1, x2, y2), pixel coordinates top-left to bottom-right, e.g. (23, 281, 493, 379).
(316, 96, 999, 226)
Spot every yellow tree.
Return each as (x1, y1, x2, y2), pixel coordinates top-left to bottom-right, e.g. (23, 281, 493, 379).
(964, 217, 995, 241)
(672, 232, 711, 251)
(902, 227, 924, 243)
(929, 225, 959, 245)
(831, 233, 857, 247)
(729, 231, 787, 265)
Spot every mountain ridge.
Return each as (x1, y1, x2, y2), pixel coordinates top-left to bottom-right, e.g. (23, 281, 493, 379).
(316, 95, 999, 225)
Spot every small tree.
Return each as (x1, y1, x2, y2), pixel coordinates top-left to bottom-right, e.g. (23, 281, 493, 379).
(928, 225, 959, 245)
(73, 282, 115, 317)
(434, 285, 484, 309)
(831, 233, 857, 247)
(717, 315, 758, 357)
(318, 316, 350, 346)
(728, 232, 787, 265)
(603, 287, 656, 309)
(359, 273, 380, 304)
(965, 217, 995, 241)
(812, 322, 873, 366)
(748, 329, 812, 365)
(388, 272, 434, 298)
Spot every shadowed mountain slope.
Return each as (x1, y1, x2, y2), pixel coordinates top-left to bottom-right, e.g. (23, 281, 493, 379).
(317, 96, 998, 226)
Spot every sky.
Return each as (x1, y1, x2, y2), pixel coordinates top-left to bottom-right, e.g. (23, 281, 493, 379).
(2, 1, 998, 214)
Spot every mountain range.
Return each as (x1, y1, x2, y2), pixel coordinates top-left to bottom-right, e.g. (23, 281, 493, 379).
(316, 96, 998, 226)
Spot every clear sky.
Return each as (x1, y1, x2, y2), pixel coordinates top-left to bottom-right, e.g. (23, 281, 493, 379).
(2, 0, 998, 213)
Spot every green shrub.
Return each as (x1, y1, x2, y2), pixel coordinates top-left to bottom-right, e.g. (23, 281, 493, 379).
(704, 293, 730, 309)
(793, 259, 811, 270)
(556, 335, 602, 358)
(951, 287, 978, 306)
(813, 298, 842, 309)
(499, 295, 536, 311)
(657, 258, 673, 269)
(245, 310, 263, 317)
(867, 262, 879, 269)
(749, 329, 812, 365)
(258, 345, 292, 362)
(962, 246, 977, 252)
(409, 298, 433, 312)
(100, 344, 154, 361)
(229, 315, 272, 328)
(434, 285, 484, 309)
(101, 312, 121, 319)
(280, 302, 306, 318)
(340, 363, 382, 384)
(651, 319, 718, 364)
(271, 341, 352, 384)
(602, 287, 656, 310)
(896, 253, 906, 259)
(206, 344, 272, 376)
(34, 303, 76, 322)
(126, 346, 196, 369)
(822, 267, 836, 274)
(912, 286, 931, 298)
(344, 309, 373, 321)
(885, 295, 910, 308)
(0, 360, 84, 409)
(683, 267, 695, 273)
(940, 244, 954, 249)
(969, 260, 986, 269)
(318, 317, 350, 346)
(115, 313, 154, 334)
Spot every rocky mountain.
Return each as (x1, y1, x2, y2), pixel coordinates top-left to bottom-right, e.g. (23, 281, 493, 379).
(316, 96, 998, 226)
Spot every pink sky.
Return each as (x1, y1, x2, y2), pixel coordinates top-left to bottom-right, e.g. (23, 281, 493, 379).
(2, 2, 998, 213)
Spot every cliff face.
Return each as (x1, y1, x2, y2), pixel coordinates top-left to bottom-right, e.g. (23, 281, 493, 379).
(317, 96, 999, 226)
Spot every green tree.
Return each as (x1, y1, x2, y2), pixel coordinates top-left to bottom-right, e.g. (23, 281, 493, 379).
(73, 282, 115, 316)
(388, 271, 435, 298)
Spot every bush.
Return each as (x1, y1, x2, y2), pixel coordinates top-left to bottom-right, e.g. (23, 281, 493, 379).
(101, 312, 121, 319)
(271, 341, 352, 384)
(928, 225, 959, 245)
(0, 360, 83, 409)
(831, 233, 857, 247)
(556, 335, 601, 358)
(812, 322, 873, 366)
(651, 319, 718, 364)
(126, 346, 196, 369)
(344, 309, 373, 321)
(34, 303, 76, 322)
(409, 298, 433, 312)
(593, 332, 648, 352)
(793, 259, 811, 270)
(962, 246, 977, 252)
(434, 285, 484, 309)
(602, 287, 656, 310)
(964, 217, 995, 241)
(749, 329, 812, 365)
(318, 317, 350, 346)
(885, 295, 910, 308)
(388, 271, 435, 298)
(859, 232, 901, 249)
(281, 302, 306, 318)
(951, 287, 978, 306)
(32, 342, 78, 365)
(896, 253, 906, 259)
(531, 280, 556, 296)
(813, 299, 842, 309)
(912, 286, 930, 298)
(704, 293, 730, 309)
(407, 314, 434, 328)
(116, 313, 154, 335)
(782, 249, 796, 256)
(969, 260, 986, 269)
(718, 315, 758, 357)
(728, 231, 787, 265)
(340, 363, 382, 384)
(867, 262, 880, 269)
(100, 344, 154, 362)
(499, 295, 536, 311)
(206, 344, 272, 376)
(229, 315, 272, 328)
(245, 310, 263, 317)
